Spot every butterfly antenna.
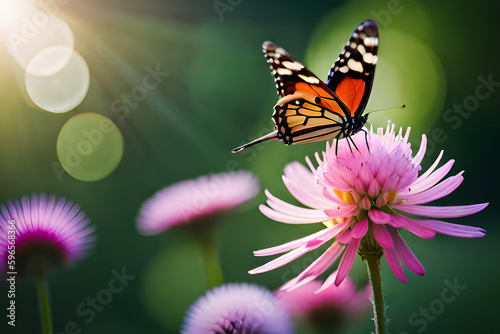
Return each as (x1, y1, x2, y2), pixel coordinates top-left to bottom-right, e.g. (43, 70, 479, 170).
(231, 130, 279, 153)
(365, 104, 406, 115)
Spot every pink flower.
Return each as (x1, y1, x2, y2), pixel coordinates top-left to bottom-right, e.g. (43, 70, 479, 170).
(0, 193, 95, 277)
(137, 171, 260, 235)
(274, 274, 371, 322)
(250, 124, 487, 290)
(181, 283, 293, 334)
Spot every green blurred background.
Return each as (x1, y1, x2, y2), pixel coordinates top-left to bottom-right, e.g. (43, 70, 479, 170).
(0, 0, 498, 333)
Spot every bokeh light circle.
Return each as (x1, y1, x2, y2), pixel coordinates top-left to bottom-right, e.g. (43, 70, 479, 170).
(26, 45, 75, 77)
(2, 14, 74, 75)
(57, 113, 124, 182)
(25, 49, 90, 113)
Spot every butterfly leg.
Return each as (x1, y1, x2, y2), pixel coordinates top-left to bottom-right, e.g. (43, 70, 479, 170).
(349, 135, 361, 153)
(346, 135, 354, 153)
(361, 128, 370, 153)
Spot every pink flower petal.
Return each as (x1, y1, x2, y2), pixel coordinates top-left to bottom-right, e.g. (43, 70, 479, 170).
(283, 162, 318, 193)
(368, 179, 382, 198)
(409, 219, 486, 238)
(351, 218, 369, 239)
(253, 220, 350, 256)
(412, 150, 444, 183)
(391, 203, 488, 218)
(281, 242, 344, 291)
(411, 134, 427, 166)
(321, 167, 352, 192)
(322, 188, 348, 206)
(384, 246, 407, 283)
(401, 159, 454, 195)
(388, 214, 436, 239)
(336, 228, 352, 244)
(369, 209, 391, 224)
(335, 237, 361, 286)
(373, 224, 393, 248)
(283, 162, 333, 208)
(316, 270, 340, 293)
(265, 190, 330, 219)
(249, 244, 316, 274)
(259, 204, 327, 224)
(403, 172, 464, 204)
(324, 205, 359, 219)
(388, 227, 424, 276)
(283, 178, 332, 209)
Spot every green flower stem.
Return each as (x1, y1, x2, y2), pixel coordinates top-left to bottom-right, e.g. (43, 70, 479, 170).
(200, 238, 224, 289)
(365, 253, 387, 334)
(36, 278, 53, 334)
(191, 222, 224, 289)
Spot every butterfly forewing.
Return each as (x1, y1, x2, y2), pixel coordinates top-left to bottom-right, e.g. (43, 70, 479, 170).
(263, 41, 316, 98)
(326, 19, 378, 118)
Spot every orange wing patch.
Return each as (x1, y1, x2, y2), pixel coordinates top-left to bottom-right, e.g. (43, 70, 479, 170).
(333, 77, 366, 117)
(294, 82, 348, 117)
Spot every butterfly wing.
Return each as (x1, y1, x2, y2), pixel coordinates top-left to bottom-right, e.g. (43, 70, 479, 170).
(273, 96, 345, 145)
(326, 19, 378, 118)
(263, 41, 330, 99)
(263, 41, 351, 145)
(232, 23, 378, 154)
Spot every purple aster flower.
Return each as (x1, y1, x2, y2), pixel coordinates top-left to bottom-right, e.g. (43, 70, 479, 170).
(137, 170, 260, 235)
(181, 283, 294, 334)
(250, 124, 487, 289)
(0, 193, 95, 277)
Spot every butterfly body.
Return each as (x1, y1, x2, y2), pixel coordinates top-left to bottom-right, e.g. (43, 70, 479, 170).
(232, 20, 378, 153)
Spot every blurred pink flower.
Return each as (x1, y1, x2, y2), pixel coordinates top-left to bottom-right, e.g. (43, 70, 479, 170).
(0, 193, 95, 277)
(250, 124, 487, 290)
(137, 170, 260, 235)
(181, 283, 293, 334)
(274, 274, 371, 321)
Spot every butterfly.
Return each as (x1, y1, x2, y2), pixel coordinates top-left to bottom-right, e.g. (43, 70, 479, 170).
(232, 19, 378, 153)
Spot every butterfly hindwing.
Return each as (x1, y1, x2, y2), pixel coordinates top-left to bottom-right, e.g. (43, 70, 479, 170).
(326, 19, 378, 118)
(273, 97, 344, 145)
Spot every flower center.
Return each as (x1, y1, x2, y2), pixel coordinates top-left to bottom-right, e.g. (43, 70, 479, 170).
(322, 217, 347, 228)
(333, 189, 355, 204)
(333, 189, 398, 212)
(386, 190, 397, 204)
(16, 231, 68, 278)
